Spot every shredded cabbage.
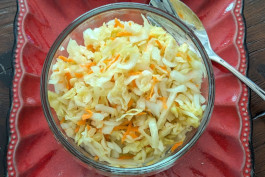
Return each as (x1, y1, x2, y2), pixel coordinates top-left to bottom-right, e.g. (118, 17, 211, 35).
(48, 16, 206, 167)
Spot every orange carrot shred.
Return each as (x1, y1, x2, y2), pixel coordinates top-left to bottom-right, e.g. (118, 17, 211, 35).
(177, 12, 184, 19)
(148, 34, 155, 40)
(60, 117, 65, 124)
(58, 56, 74, 63)
(74, 73, 83, 78)
(171, 141, 183, 152)
(111, 76, 115, 82)
(150, 64, 155, 70)
(75, 126, 80, 133)
(116, 31, 133, 37)
(82, 110, 93, 120)
(114, 18, 124, 28)
(128, 22, 132, 26)
(129, 71, 142, 76)
(105, 54, 120, 70)
(155, 40, 163, 49)
(121, 121, 132, 143)
(87, 70, 94, 75)
(132, 80, 137, 88)
(137, 112, 147, 116)
(118, 154, 134, 160)
(54, 69, 59, 72)
(113, 125, 128, 131)
(86, 44, 95, 52)
(160, 65, 169, 74)
(94, 156, 99, 161)
(65, 72, 72, 90)
(86, 125, 91, 130)
(120, 120, 130, 126)
(104, 134, 110, 141)
(130, 127, 139, 133)
(128, 99, 134, 108)
(187, 55, 191, 61)
(176, 52, 185, 58)
(129, 132, 139, 139)
(158, 97, 168, 109)
(110, 37, 116, 41)
(77, 120, 86, 126)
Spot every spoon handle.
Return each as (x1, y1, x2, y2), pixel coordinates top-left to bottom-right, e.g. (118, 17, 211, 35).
(210, 52, 265, 100)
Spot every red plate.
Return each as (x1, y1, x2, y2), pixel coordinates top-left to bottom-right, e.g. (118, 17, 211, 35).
(8, 0, 252, 176)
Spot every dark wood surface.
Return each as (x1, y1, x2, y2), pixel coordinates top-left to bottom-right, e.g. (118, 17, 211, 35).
(0, 0, 264, 176)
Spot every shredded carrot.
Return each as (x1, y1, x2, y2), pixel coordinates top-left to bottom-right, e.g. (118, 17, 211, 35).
(175, 101, 180, 107)
(58, 56, 74, 63)
(160, 65, 170, 74)
(148, 76, 159, 99)
(116, 31, 133, 37)
(148, 85, 154, 99)
(132, 80, 137, 88)
(171, 141, 183, 152)
(65, 72, 72, 90)
(128, 99, 134, 108)
(84, 62, 96, 69)
(177, 12, 184, 19)
(60, 117, 65, 124)
(103, 58, 113, 64)
(86, 125, 91, 130)
(137, 112, 147, 116)
(75, 126, 80, 133)
(87, 70, 94, 75)
(74, 73, 83, 78)
(77, 119, 86, 126)
(128, 71, 142, 75)
(120, 120, 130, 126)
(82, 110, 93, 120)
(104, 134, 110, 141)
(155, 40, 163, 49)
(113, 125, 128, 131)
(146, 111, 153, 116)
(94, 156, 99, 161)
(111, 76, 115, 82)
(130, 127, 139, 133)
(114, 18, 124, 28)
(53, 69, 59, 72)
(105, 54, 120, 70)
(176, 52, 185, 58)
(110, 37, 116, 40)
(122, 121, 132, 143)
(187, 55, 191, 61)
(58, 80, 63, 84)
(158, 97, 168, 109)
(129, 132, 139, 139)
(128, 22, 132, 26)
(100, 68, 105, 73)
(118, 154, 134, 160)
(148, 34, 156, 40)
(150, 64, 155, 70)
(86, 44, 95, 52)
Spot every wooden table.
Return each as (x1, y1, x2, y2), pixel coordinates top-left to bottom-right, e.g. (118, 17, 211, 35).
(0, 0, 264, 176)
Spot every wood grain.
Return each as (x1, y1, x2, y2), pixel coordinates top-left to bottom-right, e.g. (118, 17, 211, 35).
(0, 0, 265, 176)
(244, 0, 265, 176)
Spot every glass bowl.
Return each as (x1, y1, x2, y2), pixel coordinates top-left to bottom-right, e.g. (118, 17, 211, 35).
(40, 2, 215, 176)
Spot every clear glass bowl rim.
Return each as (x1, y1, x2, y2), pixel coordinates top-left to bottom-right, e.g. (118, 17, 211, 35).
(40, 2, 215, 176)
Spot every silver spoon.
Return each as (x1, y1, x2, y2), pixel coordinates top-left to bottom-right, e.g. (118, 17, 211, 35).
(150, 0, 265, 101)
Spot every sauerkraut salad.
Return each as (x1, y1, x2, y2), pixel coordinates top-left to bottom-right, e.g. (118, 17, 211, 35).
(48, 16, 206, 167)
